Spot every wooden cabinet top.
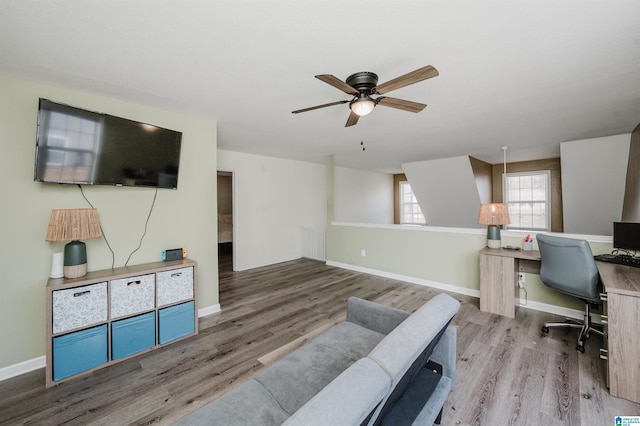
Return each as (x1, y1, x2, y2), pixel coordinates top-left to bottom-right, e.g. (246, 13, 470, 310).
(47, 258, 197, 290)
(480, 248, 640, 297)
(596, 260, 640, 297)
(480, 247, 541, 261)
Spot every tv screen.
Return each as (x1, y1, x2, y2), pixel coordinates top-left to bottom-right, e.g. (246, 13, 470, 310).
(613, 222, 640, 252)
(34, 99, 182, 189)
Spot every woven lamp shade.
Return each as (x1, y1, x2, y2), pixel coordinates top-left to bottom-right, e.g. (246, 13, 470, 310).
(45, 208, 102, 279)
(478, 203, 511, 226)
(45, 208, 102, 242)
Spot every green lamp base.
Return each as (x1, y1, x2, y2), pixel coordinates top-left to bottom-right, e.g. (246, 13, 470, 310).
(64, 240, 88, 279)
(486, 225, 501, 249)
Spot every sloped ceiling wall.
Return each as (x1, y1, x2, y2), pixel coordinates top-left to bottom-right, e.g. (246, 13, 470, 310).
(561, 134, 630, 235)
(402, 156, 482, 228)
(622, 123, 640, 222)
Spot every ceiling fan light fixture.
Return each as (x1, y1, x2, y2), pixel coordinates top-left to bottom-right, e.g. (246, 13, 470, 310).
(294, 66, 438, 126)
(350, 95, 375, 116)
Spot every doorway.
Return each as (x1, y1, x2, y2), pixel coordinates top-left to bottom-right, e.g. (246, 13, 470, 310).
(217, 171, 233, 273)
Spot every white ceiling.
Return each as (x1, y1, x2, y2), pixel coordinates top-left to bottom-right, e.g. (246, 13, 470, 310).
(2, 1, 639, 173)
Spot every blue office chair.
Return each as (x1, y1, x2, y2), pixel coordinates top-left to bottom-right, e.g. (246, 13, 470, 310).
(537, 233, 603, 353)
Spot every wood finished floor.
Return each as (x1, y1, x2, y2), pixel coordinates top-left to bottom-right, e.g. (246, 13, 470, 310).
(1, 256, 638, 425)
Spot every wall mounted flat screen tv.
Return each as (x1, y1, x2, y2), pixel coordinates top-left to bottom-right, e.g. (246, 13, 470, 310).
(613, 222, 640, 252)
(34, 99, 182, 189)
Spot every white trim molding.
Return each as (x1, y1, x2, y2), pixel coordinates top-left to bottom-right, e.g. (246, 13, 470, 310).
(327, 260, 480, 298)
(0, 303, 222, 383)
(199, 303, 221, 318)
(0, 356, 46, 382)
(327, 260, 597, 323)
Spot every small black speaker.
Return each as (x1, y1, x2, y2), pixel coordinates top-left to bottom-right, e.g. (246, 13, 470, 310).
(162, 248, 184, 261)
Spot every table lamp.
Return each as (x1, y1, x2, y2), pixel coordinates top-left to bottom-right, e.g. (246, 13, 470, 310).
(45, 208, 102, 278)
(478, 203, 510, 249)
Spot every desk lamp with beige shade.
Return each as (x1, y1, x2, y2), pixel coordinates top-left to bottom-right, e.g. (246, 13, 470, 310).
(45, 208, 102, 278)
(478, 203, 510, 249)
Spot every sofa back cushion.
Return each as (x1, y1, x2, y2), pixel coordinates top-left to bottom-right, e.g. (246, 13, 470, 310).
(366, 293, 460, 425)
(283, 358, 391, 426)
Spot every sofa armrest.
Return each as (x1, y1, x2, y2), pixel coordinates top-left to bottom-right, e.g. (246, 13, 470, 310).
(428, 325, 457, 383)
(346, 297, 410, 335)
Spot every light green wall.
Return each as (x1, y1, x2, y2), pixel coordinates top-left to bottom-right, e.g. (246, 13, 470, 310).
(328, 225, 486, 290)
(327, 224, 613, 312)
(0, 74, 218, 368)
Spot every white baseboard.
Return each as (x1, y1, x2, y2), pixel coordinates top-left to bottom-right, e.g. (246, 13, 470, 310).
(0, 286, 589, 383)
(515, 297, 601, 323)
(327, 261, 481, 298)
(0, 356, 45, 382)
(0, 303, 222, 383)
(199, 303, 221, 318)
(327, 261, 595, 322)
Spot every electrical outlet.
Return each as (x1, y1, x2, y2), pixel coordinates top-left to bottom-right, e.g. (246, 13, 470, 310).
(361, 249, 366, 257)
(517, 272, 525, 288)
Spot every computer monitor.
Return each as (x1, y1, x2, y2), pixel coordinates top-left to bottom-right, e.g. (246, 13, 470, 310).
(613, 222, 640, 252)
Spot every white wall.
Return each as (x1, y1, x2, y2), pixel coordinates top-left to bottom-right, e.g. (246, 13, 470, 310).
(217, 150, 326, 271)
(561, 134, 630, 235)
(402, 156, 482, 228)
(0, 73, 218, 370)
(333, 167, 393, 224)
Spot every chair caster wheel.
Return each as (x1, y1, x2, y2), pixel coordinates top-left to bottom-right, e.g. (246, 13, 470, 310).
(576, 345, 585, 353)
(541, 326, 549, 333)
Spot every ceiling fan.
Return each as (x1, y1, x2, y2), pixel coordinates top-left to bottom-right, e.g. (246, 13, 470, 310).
(292, 65, 439, 127)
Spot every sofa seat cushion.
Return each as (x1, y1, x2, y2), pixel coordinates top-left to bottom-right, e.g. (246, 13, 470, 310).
(255, 321, 386, 415)
(173, 379, 290, 426)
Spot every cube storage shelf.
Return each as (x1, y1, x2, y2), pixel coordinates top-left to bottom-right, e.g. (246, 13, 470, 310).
(46, 258, 198, 387)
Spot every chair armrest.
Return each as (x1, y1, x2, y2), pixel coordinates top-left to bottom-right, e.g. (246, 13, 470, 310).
(346, 297, 410, 335)
(428, 326, 457, 382)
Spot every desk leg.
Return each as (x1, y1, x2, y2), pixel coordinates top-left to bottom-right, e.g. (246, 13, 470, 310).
(480, 254, 516, 318)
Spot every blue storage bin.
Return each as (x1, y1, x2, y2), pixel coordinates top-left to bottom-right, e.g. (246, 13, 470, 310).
(111, 312, 156, 360)
(158, 301, 195, 344)
(53, 324, 108, 381)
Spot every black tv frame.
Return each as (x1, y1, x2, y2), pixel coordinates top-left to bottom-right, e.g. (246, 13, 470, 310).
(34, 99, 182, 189)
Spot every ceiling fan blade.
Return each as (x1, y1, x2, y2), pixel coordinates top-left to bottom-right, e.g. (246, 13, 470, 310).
(292, 100, 349, 114)
(345, 111, 360, 127)
(375, 65, 439, 94)
(377, 96, 426, 113)
(315, 75, 359, 95)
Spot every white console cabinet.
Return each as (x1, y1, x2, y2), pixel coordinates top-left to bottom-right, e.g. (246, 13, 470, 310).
(45, 259, 198, 387)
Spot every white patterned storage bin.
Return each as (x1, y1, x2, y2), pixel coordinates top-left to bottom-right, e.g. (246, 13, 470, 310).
(52, 282, 108, 334)
(157, 267, 194, 307)
(110, 274, 155, 319)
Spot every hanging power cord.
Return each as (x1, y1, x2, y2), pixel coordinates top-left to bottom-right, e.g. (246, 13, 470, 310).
(78, 184, 116, 269)
(519, 287, 528, 306)
(124, 187, 159, 267)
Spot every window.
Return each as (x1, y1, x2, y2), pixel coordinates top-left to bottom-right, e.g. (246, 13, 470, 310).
(503, 171, 550, 231)
(399, 181, 426, 225)
(39, 109, 102, 183)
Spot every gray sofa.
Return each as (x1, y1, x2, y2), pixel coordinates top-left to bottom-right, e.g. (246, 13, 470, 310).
(175, 293, 460, 426)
